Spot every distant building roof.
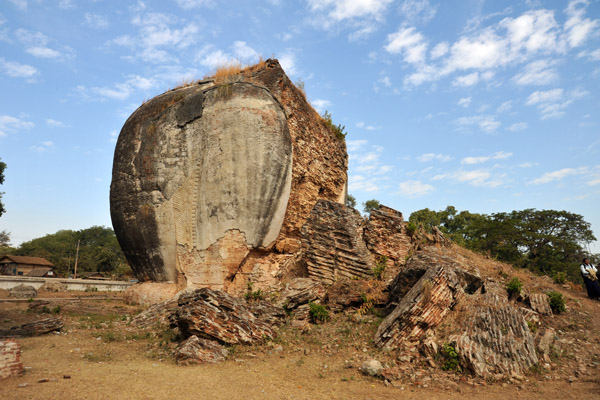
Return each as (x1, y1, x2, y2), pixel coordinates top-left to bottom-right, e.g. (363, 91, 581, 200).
(26, 267, 54, 277)
(0, 255, 55, 267)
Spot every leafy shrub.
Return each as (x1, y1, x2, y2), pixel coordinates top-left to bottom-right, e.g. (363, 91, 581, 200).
(51, 305, 61, 315)
(527, 320, 538, 333)
(372, 256, 387, 280)
(441, 343, 462, 372)
(308, 302, 330, 324)
(321, 110, 346, 141)
(244, 282, 264, 301)
(405, 221, 418, 237)
(506, 277, 523, 298)
(553, 271, 567, 284)
(547, 291, 566, 314)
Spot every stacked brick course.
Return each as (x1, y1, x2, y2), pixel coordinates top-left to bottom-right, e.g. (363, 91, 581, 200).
(0, 340, 23, 379)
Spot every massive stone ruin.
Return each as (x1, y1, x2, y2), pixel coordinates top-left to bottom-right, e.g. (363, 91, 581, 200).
(112, 59, 559, 378)
(111, 59, 346, 296)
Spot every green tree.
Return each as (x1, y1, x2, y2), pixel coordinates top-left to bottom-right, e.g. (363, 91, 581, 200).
(363, 199, 380, 214)
(0, 158, 6, 218)
(0, 230, 10, 248)
(15, 226, 130, 278)
(346, 194, 357, 208)
(409, 206, 596, 282)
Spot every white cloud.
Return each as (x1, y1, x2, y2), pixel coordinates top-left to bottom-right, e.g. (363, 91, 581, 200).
(578, 48, 600, 61)
(347, 139, 368, 153)
(430, 42, 448, 59)
(46, 119, 68, 128)
(457, 97, 472, 107)
(512, 59, 558, 86)
(8, 0, 27, 10)
(174, 0, 213, 9)
(454, 115, 501, 133)
(308, 0, 392, 39)
(0, 58, 38, 78)
(348, 174, 380, 192)
(564, 0, 599, 48)
(433, 169, 506, 188)
(76, 74, 158, 102)
(461, 151, 512, 165)
(507, 122, 528, 132)
(394, 7, 592, 88)
(232, 41, 260, 62)
(398, 180, 435, 198)
(109, 130, 119, 143)
(83, 13, 110, 30)
(278, 51, 298, 76)
(519, 162, 539, 168)
(112, 12, 200, 63)
(496, 100, 513, 113)
(356, 121, 382, 131)
(30, 141, 54, 153)
(15, 28, 74, 61)
(384, 26, 427, 64)
(0, 115, 35, 136)
(417, 153, 452, 162)
(452, 72, 479, 87)
(311, 99, 332, 113)
(531, 166, 587, 184)
(399, 0, 437, 24)
(308, 0, 392, 22)
(525, 87, 587, 119)
(526, 88, 563, 105)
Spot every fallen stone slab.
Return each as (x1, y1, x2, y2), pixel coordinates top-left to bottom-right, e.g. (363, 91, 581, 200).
(174, 335, 229, 365)
(176, 288, 277, 345)
(0, 317, 63, 338)
(528, 293, 553, 316)
(325, 278, 387, 311)
(276, 278, 325, 310)
(375, 264, 464, 349)
(450, 303, 538, 378)
(9, 284, 37, 299)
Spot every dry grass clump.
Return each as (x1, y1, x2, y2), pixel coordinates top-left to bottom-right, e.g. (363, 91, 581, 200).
(206, 57, 267, 84)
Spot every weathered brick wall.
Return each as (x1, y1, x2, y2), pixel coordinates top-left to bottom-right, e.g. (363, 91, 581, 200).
(0, 340, 23, 379)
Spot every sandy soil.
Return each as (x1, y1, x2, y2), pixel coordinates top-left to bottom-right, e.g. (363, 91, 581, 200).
(1, 287, 599, 400)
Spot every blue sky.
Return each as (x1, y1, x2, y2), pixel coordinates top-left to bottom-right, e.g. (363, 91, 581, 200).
(1, 0, 599, 253)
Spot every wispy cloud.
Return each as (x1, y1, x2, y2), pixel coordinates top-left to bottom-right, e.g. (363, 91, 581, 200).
(397, 179, 435, 197)
(307, 0, 392, 40)
(457, 97, 471, 107)
(83, 13, 110, 30)
(0, 57, 38, 79)
(30, 140, 54, 153)
(531, 166, 588, 184)
(15, 28, 75, 61)
(46, 119, 68, 128)
(311, 99, 331, 113)
(453, 115, 501, 133)
(525, 87, 588, 119)
(417, 153, 452, 162)
(507, 122, 528, 132)
(0, 115, 35, 136)
(392, 2, 599, 88)
(461, 151, 512, 165)
(432, 169, 507, 188)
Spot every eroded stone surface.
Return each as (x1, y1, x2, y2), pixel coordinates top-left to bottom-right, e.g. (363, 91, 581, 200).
(111, 82, 292, 285)
(176, 288, 277, 345)
(174, 335, 229, 365)
(364, 205, 413, 282)
(301, 200, 373, 284)
(111, 60, 348, 293)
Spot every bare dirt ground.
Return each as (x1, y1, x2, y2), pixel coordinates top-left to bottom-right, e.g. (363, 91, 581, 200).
(1, 250, 600, 400)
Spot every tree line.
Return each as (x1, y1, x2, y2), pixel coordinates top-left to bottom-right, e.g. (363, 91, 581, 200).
(1, 226, 130, 279)
(408, 206, 597, 282)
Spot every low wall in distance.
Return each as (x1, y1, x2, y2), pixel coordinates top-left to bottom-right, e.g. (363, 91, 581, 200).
(0, 276, 133, 292)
